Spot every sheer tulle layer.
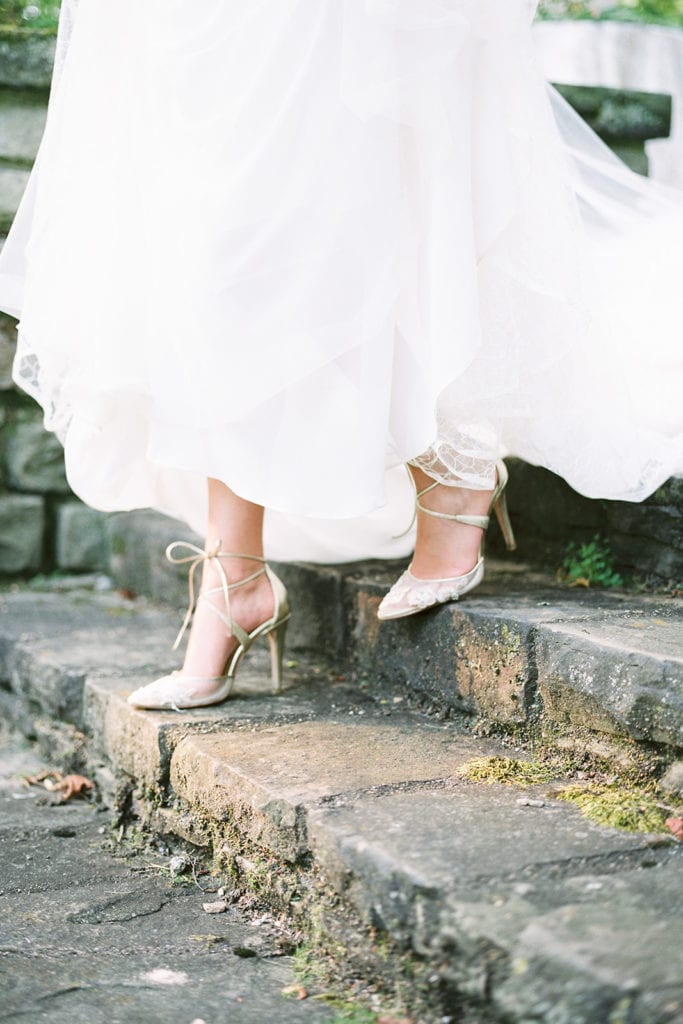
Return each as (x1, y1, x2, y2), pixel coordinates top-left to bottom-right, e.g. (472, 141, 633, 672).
(0, 0, 682, 562)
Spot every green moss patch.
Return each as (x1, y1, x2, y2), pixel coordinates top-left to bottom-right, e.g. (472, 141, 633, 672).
(456, 755, 566, 786)
(555, 783, 671, 833)
(457, 756, 681, 834)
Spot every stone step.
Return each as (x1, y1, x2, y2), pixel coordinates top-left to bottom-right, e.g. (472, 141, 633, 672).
(0, 585, 681, 1024)
(106, 510, 683, 759)
(0, 31, 55, 90)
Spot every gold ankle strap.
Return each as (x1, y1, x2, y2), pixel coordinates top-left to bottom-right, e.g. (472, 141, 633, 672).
(394, 460, 507, 539)
(415, 479, 490, 528)
(165, 540, 267, 651)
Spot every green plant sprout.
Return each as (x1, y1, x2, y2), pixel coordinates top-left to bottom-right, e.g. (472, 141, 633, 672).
(558, 533, 624, 588)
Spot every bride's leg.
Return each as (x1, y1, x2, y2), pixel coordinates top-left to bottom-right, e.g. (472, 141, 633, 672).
(407, 463, 495, 580)
(178, 477, 275, 679)
(377, 448, 505, 620)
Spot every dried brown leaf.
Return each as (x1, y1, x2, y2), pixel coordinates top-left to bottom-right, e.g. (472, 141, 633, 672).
(57, 774, 93, 801)
(666, 816, 683, 841)
(281, 984, 308, 1001)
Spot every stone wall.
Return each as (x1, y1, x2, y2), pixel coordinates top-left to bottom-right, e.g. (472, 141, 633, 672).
(487, 461, 683, 583)
(0, 312, 109, 575)
(534, 20, 683, 188)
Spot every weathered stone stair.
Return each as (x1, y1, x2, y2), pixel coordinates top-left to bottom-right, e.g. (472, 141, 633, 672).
(109, 511, 683, 759)
(1, 508, 682, 1023)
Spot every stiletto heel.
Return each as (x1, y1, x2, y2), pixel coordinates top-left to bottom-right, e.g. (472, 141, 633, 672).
(493, 489, 516, 552)
(268, 618, 289, 694)
(377, 459, 515, 620)
(127, 541, 291, 710)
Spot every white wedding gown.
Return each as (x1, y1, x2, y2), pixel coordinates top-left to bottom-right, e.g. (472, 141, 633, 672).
(0, 0, 682, 563)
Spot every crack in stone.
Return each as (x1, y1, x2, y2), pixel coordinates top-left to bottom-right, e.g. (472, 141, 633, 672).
(316, 776, 452, 809)
(449, 843, 681, 897)
(35, 985, 87, 1003)
(66, 892, 169, 925)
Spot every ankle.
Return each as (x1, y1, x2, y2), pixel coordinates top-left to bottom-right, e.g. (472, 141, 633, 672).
(408, 468, 493, 580)
(408, 466, 494, 513)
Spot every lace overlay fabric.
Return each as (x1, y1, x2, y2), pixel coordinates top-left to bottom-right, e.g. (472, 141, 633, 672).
(410, 429, 498, 491)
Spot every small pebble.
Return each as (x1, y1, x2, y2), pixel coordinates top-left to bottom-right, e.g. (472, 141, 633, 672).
(517, 797, 545, 808)
(203, 900, 229, 915)
(169, 854, 190, 876)
(140, 968, 189, 986)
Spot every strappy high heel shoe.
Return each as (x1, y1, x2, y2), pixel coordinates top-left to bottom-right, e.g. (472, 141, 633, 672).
(127, 540, 291, 711)
(377, 460, 516, 621)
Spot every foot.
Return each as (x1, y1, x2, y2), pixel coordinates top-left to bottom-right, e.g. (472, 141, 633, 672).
(128, 552, 276, 709)
(180, 557, 275, 681)
(377, 466, 496, 621)
(408, 465, 495, 580)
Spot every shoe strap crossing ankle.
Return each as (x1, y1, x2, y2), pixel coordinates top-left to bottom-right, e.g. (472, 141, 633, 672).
(415, 480, 490, 529)
(165, 539, 267, 651)
(394, 460, 507, 539)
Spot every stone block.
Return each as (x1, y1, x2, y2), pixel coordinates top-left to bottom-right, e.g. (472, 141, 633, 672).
(0, 492, 43, 572)
(0, 589, 180, 723)
(170, 720, 503, 862)
(309, 785, 649, 945)
(607, 496, 683, 580)
(85, 660, 392, 800)
(535, 613, 683, 748)
(486, 460, 605, 564)
(105, 509, 197, 606)
(6, 631, 87, 724)
(0, 165, 29, 232)
(352, 581, 532, 725)
(271, 559, 345, 656)
(6, 416, 70, 493)
(443, 857, 683, 1024)
(660, 760, 683, 797)
(0, 87, 47, 164)
(55, 501, 109, 572)
(487, 460, 683, 582)
(83, 664, 334, 795)
(83, 678, 174, 793)
(555, 83, 672, 143)
(0, 31, 55, 90)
